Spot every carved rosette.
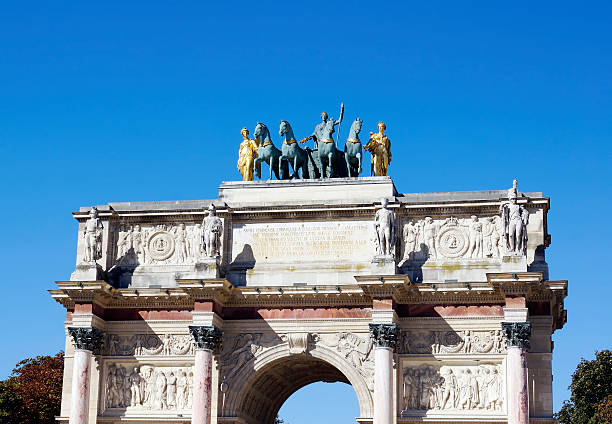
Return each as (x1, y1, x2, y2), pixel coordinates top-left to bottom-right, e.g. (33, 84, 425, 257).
(68, 327, 105, 351)
(501, 322, 531, 349)
(369, 323, 399, 350)
(189, 325, 222, 351)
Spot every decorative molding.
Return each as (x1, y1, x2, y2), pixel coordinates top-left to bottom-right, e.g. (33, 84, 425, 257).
(501, 322, 531, 349)
(369, 323, 399, 349)
(189, 325, 222, 351)
(68, 327, 104, 352)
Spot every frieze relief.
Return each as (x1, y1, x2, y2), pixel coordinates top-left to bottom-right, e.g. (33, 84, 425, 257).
(103, 363, 194, 412)
(401, 364, 504, 414)
(398, 330, 505, 355)
(400, 216, 507, 263)
(114, 223, 211, 266)
(105, 334, 194, 357)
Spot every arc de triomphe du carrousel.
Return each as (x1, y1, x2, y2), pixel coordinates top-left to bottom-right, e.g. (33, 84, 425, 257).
(51, 113, 567, 424)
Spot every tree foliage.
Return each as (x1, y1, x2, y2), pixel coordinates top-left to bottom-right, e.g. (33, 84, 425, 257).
(0, 352, 64, 424)
(557, 350, 612, 424)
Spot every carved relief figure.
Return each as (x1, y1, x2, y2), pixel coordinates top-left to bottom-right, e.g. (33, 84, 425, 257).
(401, 221, 420, 263)
(202, 205, 223, 258)
(482, 217, 501, 258)
(129, 367, 142, 407)
(374, 198, 396, 256)
(467, 216, 483, 258)
(173, 224, 189, 263)
(422, 217, 437, 258)
(499, 179, 529, 255)
(83, 207, 103, 262)
(132, 224, 144, 263)
(237, 127, 259, 181)
(117, 225, 131, 259)
(364, 121, 391, 176)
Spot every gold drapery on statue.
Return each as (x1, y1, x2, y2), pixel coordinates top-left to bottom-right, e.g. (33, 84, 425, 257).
(237, 127, 260, 181)
(364, 121, 391, 176)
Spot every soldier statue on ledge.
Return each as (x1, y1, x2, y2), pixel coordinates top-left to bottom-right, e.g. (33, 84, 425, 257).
(499, 180, 529, 255)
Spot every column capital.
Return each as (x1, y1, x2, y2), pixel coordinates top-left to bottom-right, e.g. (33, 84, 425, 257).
(68, 326, 104, 351)
(501, 321, 531, 349)
(189, 325, 222, 351)
(369, 323, 399, 350)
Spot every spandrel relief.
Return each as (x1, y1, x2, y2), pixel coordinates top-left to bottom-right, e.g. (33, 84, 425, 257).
(103, 363, 193, 413)
(318, 332, 375, 391)
(398, 330, 505, 355)
(220, 333, 283, 384)
(114, 222, 217, 266)
(401, 364, 504, 414)
(400, 215, 507, 263)
(105, 334, 194, 357)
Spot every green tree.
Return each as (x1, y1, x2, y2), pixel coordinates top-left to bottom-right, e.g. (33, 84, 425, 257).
(557, 350, 612, 424)
(0, 352, 64, 424)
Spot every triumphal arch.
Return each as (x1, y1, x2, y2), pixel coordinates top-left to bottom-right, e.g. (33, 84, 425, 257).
(52, 118, 566, 424)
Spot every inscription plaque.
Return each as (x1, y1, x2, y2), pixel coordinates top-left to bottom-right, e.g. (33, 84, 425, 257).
(232, 221, 374, 263)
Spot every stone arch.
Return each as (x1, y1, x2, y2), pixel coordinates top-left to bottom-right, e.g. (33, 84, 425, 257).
(222, 341, 373, 424)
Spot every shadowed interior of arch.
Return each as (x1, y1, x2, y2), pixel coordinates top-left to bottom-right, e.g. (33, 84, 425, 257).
(233, 355, 359, 424)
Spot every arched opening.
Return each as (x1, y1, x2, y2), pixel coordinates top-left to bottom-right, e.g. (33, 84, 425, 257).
(277, 381, 359, 424)
(228, 350, 371, 424)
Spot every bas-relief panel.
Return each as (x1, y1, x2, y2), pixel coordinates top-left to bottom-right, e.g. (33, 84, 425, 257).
(400, 216, 506, 263)
(105, 333, 194, 357)
(113, 223, 216, 266)
(102, 363, 194, 414)
(230, 221, 375, 264)
(400, 362, 505, 415)
(398, 330, 505, 355)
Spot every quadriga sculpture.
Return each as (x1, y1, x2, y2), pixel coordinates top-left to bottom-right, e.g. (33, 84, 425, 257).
(344, 117, 363, 177)
(279, 120, 310, 179)
(253, 122, 288, 180)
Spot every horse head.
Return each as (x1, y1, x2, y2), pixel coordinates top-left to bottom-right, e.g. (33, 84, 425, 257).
(321, 118, 336, 139)
(254, 122, 267, 138)
(349, 117, 363, 139)
(279, 120, 291, 137)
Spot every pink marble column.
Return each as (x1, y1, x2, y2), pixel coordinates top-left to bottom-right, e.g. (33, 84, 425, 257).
(69, 349, 91, 424)
(67, 327, 104, 424)
(192, 349, 213, 424)
(189, 325, 222, 424)
(502, 322, 531, 424)
(369, 323, 398, 424)
(374, 347, 393, 424)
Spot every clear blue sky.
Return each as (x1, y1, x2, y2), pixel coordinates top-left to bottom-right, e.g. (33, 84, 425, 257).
(1, 1, 610, 421)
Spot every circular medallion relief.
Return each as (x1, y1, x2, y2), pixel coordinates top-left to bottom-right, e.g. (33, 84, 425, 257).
(437, 226, 469, 258)
(147, 232, 175, 261)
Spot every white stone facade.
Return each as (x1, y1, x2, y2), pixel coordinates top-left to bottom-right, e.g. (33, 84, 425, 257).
(52, 177, 566, 424)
